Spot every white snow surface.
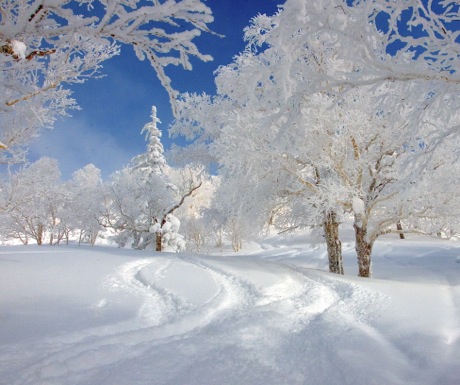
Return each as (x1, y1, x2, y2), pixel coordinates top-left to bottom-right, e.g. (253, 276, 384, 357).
(1, 233, 460, 385)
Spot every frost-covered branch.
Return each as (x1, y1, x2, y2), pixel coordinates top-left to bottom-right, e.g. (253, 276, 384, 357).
(1, 0, 215, 163)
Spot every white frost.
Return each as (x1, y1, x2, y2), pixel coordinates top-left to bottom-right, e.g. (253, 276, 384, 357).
(165, 213, 181, 233)
(11, 40, 26, 60)
(155, 214, 186, 252)
(352, 196, 366, 216)
(149, 223, 161, 233)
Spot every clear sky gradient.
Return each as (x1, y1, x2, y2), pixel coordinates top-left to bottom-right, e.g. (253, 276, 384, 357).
(29, 0, 282, 180)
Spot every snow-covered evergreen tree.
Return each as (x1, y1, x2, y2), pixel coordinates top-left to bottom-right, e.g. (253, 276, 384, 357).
(103, 106, 201, 252)
(102, 166, 173, 250)
(131, 106, 166, 176)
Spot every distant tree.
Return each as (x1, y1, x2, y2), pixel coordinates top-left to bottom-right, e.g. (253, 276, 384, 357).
(2, 157, 67, 245)
(65, 164, 104, 245)
(131, 106, 166, 176)
(401, 135, 460, 239)
(207, 177, 260, 252)
(102, 106, 201, 251)
(0, 0, 215, 164)
(102, 165, 174, 249)
(173, 172, 218, 253)
(153, 168, 202, 252)
(179, 216, 208, 253)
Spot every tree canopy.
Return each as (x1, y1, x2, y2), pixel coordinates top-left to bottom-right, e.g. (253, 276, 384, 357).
(0, 0, 215, 163)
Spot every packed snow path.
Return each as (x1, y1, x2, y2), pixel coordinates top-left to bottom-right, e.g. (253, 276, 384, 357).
(0, 238, 459, 385)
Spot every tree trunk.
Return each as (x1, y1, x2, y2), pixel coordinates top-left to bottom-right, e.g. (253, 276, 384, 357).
(155, 215, 167, 252)
(36, 223, 44, 246)
(78, 229, 84, 245)
(156, 231, 162, 252)
(323, 211, 344, 274)
(215, 227, 224, 251)
(131, 231, 141, 249)
(354, 223, 373, 278)
(90, 230, 99, 245)
(396, 221, 405, 239)
(232, 236, 242, 252)
(19, 233, 28, 245)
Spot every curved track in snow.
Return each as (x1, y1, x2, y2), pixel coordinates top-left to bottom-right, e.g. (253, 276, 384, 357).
(0, 242, 459, 385)
(4, 254, 263, 385)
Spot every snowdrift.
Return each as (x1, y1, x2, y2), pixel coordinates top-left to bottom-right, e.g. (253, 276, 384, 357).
(0, 235, 459, 385)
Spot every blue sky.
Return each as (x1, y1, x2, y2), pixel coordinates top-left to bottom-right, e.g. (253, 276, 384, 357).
(29, 0, 282, 180)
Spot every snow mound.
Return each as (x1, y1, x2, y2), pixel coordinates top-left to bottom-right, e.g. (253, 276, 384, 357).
(0, 236, 459, 385)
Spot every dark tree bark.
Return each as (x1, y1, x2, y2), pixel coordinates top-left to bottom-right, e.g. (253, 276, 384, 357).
(323, 211, 344, 274)
(155, 232, 163, 251)
(36, 223, 44, 246)
(354, 223, 373, 278)
(155, 219, 164, 252)
(396, 221, 405, 239)
(155, 181, 202, 252)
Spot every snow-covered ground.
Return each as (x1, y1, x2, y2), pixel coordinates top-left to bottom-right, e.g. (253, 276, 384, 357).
(1, 233, 459, 385)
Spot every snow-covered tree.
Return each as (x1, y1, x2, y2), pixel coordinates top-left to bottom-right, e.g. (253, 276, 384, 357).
(159, 213, 186, 252)
(152, 167, 203, 252)
(1, 157, 68, 245)
(103, 106, 201, 252)
(103, 165, 202, 252)
(239, 0, 460, 277)
(244, 0, 460, 146)
(131, 106, 166, 176)
(172, 93, 350, 269)
(399, 134, 460, 239)
(65, 164, 104, 245)
(173, 172, 218, 253)
(0, 0, 215, 164)
(171, 1, 460, 276)
(102, 166, 174, 249)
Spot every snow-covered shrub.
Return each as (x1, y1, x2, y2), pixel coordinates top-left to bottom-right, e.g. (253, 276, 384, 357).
(160, 214, 186, 253)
